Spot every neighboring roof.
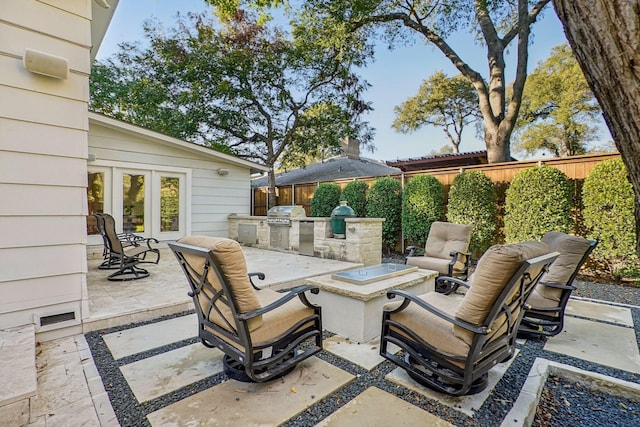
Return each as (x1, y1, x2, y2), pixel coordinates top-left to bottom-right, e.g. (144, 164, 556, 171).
(385, 151, 492, 172)
(88, 112, 269, 173)
(252, 156, 400, 187)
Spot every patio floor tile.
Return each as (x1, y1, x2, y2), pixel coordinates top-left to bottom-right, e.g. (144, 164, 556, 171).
(566, 299, 634, 327)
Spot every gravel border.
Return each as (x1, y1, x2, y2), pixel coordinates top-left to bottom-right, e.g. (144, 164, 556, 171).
(86, 298, 640, 426)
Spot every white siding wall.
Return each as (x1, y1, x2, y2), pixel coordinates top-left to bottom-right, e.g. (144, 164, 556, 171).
(88, 122, 253, 238)
(0, 0, 92, 339)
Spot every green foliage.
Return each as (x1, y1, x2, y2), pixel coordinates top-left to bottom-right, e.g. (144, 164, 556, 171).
(393, 71, 480, 153)
(504, 165, 573, 243)
(341, 180, 368, 217)
(90, 10, 373, 208)
(447, 171, 498, 252)
(401, 175, 444, 248)
(366, 177, 402, 252)
(310, 183, 341, 217)
(515, 44, 601, 157)
(582, 158, 636, 274)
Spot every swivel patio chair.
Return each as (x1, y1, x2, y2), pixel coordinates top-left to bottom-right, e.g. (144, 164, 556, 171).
(406, 221, 472, 293)
(168, 236, 323, 383)
(96, 213, 160, 281)
(519, 232, 597, 338)
(381, 241, 558, 396)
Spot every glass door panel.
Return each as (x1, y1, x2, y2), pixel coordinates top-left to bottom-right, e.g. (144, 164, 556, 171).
(87, 171, 105, 235)
(160, 176, 180, 232)
(122, 173, 146, 233)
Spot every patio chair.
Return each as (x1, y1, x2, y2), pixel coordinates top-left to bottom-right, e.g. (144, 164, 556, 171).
(406, 221, 472, 293)
(168, 236, 323, 383)
(381, 241, 558, 396)
(519, 232, 597, 338)
(96, 213, 160, 281)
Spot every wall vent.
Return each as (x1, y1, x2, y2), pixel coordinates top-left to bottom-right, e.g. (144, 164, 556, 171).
(39, 312, 76, 327)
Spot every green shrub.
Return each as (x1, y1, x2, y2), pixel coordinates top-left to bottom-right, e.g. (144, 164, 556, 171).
(402, 175, 444, 248)
(310, 183, 341, 217)
(341, 180, 368, 217)
(447, 171, 498, 252)
(582, 157, 637, 275)
(366, 177, 403, 253)
(504, 165, 573, 243)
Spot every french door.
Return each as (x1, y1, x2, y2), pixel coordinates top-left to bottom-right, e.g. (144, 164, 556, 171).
(87, 163, 189, 244)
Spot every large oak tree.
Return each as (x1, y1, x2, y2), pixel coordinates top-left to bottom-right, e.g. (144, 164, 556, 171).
(91, 10, 372, 208)
(552, 0, 640, 253)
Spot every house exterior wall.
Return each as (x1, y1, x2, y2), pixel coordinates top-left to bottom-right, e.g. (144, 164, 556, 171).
(0, 0, 92, 340)
(88, 122, 253, 239)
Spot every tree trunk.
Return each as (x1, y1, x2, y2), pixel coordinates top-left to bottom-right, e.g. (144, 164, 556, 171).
(484, 121, 513, 163)
(267, 168, 277, 210)
(553, 0, 640, 254)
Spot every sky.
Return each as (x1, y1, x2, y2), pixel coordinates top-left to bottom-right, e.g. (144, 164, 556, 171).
(96, 1, 588, 162)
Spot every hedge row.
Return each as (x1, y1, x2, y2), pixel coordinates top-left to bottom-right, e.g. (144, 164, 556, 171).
(310, 158, 637, 276)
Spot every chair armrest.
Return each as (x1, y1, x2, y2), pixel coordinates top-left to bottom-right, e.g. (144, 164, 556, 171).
(447, 250, 472, 275)
(405, 246, 423, 260)
(237, 285, 320, 319)
(537, 281, 575, 291)
(435, 276, 470, 295)
(385, 289, 488, 335)
(248, 272, 265, 290)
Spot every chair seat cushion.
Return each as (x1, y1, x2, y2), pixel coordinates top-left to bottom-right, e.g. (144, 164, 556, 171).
(406, 256, 452, 275)
(386, 292, 470, 360)
(250, 289, 317, 347)
(526, 287, 561, 313)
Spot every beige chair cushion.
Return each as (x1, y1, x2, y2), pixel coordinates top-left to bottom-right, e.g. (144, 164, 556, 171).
(537, 232, 592, 301)
(251, 289, 316, 347)
(454, 241, 551, 344)
(526, 287, 561, 313)
(178, 236, 263, 331)
(386, 292, 470, 364)
(406, 256, 452, 275)
(424, 222, 472, 260)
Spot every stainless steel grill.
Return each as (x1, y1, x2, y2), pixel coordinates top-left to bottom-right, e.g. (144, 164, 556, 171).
(266, 205, 306, 227)
(267, 206, 307, 250)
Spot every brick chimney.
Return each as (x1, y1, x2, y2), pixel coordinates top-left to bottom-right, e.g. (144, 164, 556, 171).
(340, 136, 360, 160)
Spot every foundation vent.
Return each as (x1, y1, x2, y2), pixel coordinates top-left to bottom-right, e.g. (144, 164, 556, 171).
(39, 312, 76, 327)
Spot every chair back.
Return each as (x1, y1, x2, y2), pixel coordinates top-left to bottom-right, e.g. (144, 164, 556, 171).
(424, 221, 472, 260)
(100, 213, 125, 255)
(538, 232, 597, 301)
(169, 237, 263, 341)
(454, 242, 557, 345)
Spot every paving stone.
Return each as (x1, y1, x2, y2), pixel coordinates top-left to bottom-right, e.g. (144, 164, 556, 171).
(386, 350, 519, 417)
(545, 316, 640, 373)
(566, 299, 634, 327)
(103, 314, 196, 359)
(120, 343, 224, 403)
(315, 386, 454, 427)
(0, 325, 36, 407)
(146, 357, 354, 427)
(323, 335, 399, 371)
(40, 396, 100, 427)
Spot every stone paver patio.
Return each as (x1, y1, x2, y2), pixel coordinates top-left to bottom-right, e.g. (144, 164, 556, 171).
(14, 246, 640, 426)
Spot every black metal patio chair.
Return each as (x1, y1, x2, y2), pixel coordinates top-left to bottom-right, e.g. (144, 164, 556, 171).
(168, 236, 323, 383)
(518, 232, 597, 338)
(381, 241, 558, 396)
(95, 213, 160, 280)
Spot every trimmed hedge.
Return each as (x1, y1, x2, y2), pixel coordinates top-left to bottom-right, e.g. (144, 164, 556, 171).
(447, 171, 497, 252)
(402, 175, 444, 248)
(341, 180, 368, 217)
(366, 177, 403, 252)
(504, 165, 573, 243)
(582, 157, 636, 275)
(310, 183, 341, 217)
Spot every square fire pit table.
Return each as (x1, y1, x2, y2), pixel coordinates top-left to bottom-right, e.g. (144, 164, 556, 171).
(306, 264, 437, 342)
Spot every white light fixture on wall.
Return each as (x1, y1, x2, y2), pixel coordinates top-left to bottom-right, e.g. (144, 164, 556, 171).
(216, 168, 230, 176)
(23, 49, 69, 79)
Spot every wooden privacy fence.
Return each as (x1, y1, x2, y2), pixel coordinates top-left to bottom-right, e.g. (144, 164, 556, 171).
(252, 152, 620, 216)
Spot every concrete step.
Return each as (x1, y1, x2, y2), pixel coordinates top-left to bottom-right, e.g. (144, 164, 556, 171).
(0, 324, 37, 427)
